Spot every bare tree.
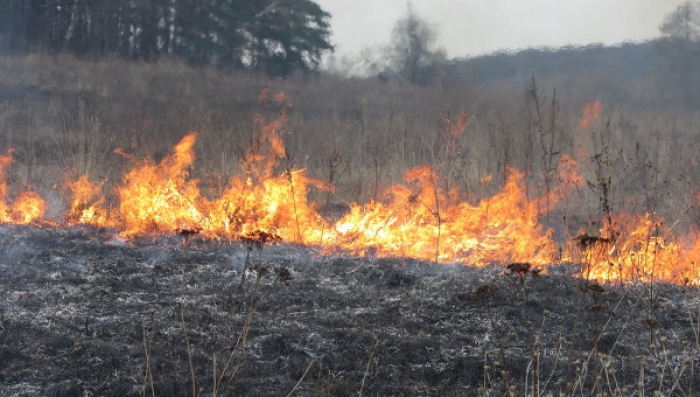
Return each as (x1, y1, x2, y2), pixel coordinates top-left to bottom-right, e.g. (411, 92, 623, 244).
(657, 1, 700, 105)
(387, 4, 446, 85)
(660, 1, 700, 40)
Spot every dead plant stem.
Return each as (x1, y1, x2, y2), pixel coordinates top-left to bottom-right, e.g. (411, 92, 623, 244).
(180, 306, 197, 397)
(286, 360, 316, 397)
(359, 337, 381, 397)
(142, 326, 155, 397)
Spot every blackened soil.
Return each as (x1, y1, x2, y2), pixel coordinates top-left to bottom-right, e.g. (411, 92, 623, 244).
(0, 225, 698, 396)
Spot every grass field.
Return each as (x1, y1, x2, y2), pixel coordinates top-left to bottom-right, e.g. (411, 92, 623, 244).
(0, 52, 699, 395)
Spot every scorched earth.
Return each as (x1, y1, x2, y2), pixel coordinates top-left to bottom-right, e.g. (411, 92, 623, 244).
(0, 224, 698, 396)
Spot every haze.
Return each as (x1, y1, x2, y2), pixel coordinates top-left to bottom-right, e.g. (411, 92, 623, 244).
(316, 0, 687, 58)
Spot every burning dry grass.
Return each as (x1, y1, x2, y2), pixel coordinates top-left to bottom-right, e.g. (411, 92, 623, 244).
(0, 97, 698, 285)
(0, 54, 699, 287)
(0, 150, 45, 224)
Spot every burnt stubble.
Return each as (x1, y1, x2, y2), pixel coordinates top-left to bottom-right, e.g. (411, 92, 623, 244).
(0, 225, 698, 396)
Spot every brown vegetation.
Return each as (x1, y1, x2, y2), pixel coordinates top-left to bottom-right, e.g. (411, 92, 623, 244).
(0, 52, 698, 221)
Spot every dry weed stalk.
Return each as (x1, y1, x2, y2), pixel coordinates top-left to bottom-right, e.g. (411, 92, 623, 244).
(142, 317, 156, 397)
(358, 337, 381, 397)
(180, 306, 197, 397)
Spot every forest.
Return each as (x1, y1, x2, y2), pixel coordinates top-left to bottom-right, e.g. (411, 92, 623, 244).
(0, 0, 333, 75)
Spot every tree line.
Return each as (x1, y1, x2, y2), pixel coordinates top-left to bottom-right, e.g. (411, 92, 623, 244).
(0, 0, 333, 76)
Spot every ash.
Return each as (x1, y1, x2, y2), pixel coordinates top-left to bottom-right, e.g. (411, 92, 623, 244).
(0, 225, 698, 396)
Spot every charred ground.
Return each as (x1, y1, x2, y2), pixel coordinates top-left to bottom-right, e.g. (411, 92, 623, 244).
(0, 225, 698, 396)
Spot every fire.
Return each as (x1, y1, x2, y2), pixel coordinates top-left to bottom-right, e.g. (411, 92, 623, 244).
(209, 167, 327, 243)
(64, 116, 564, 269)
(575, 100, 603, 160)
(111, 100, 327, 244)
(0, 150, 46, 224)
(117, 132, 207, 236)
(66, 175, 111, 226)
(0, 95, 697, 286)
(10, 191, 45, 224)
(571, 213, 699, 285)
(206, 102, 328, 244)
(578, 100, 603, 131)
(327, 166, 558, 266)
(447, 111, 470, 137)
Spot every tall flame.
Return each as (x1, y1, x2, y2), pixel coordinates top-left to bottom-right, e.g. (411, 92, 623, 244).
(206, 96, 328, 243)
(117, 132, 206, 236)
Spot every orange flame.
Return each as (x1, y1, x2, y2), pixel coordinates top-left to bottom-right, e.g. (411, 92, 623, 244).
(327, 166, 559, 267)
(204, 95, 326, 243)
(117, 132, 206, 236)
(578, 100, 602, 130)
(447, 111, 470, 137)
(0, 96, 697, 286)
(0, 150, 46, 224)
(11, 191, 45, 224)
(66, 175, 111, 226)
(575, 100, 603, 160)
(110, 102, 326, 244)
(570, 213, 699, 285)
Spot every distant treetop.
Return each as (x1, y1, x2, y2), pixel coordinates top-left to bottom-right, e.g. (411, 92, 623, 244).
(386, 4, 446, 85)
(659, 1, 700, 41)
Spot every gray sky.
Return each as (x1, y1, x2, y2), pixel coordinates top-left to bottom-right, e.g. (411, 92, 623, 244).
(315, 0, 686, 59)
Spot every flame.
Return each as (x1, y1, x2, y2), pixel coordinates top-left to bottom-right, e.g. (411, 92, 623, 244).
(447, 111, 470, 137)
(207, 91, 328, 244)
(111, 99, 327, 244)
(570, 213, 699, 285)
(11, 191, 45, 224)
(578, 100, 602, 130)
(66, 175, 111, 226)
(326, 166, 559, 266)
(208, 105, 329, 244)
(0, 150, 46, 224)
(117, 132, 207, 236)
(575, 100, 603, 160)
(83, 112, 568, 269)
(209, 168, 327, 243)
(0, 95, 697, 286)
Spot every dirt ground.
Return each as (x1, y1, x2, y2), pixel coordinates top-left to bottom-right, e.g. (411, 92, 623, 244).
(0, 225, 699, 396)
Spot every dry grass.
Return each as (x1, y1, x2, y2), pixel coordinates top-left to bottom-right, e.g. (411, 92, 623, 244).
(0, 52, 698, 235)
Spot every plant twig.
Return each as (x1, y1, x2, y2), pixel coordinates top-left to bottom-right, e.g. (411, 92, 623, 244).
(359, 337, 381, 397)
(142, 326, 155, 397)
(286, 359, 316, 397)
(180, 305, 197, 397)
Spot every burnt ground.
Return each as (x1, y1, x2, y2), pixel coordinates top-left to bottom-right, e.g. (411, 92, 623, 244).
(0, 225, 699, 396)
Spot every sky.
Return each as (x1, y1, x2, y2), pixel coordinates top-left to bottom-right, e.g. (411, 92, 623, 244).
(315, 0, 687, 60)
